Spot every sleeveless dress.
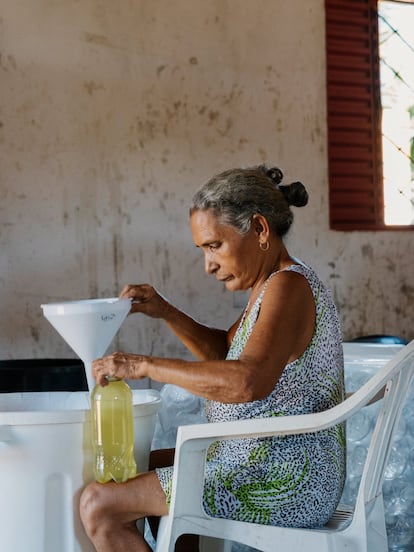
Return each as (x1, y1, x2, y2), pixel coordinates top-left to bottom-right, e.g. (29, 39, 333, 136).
(156, 262, 346, 528)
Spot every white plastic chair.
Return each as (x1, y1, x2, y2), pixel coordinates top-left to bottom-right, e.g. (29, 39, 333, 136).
(155, 339, 414, 552)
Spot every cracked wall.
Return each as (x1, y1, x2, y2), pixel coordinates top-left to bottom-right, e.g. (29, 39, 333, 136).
(1, 0, 413, 365)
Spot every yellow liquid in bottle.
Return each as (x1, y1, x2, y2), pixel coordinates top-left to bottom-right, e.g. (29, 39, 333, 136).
(91, 379, 137, 483)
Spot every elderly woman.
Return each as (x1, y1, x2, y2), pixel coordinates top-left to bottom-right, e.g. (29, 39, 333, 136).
(80, 164, 345, 551)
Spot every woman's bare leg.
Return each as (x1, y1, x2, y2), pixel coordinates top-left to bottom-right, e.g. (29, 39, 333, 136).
(80, 471, 168, 552)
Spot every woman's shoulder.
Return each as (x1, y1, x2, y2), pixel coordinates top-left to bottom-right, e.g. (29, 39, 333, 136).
(266, 259, 318, 286)
(279, 260, 324, 287)
(259, 261, 317, 308)
(282, 258, 314, 275)
(262, 260, 330, 311)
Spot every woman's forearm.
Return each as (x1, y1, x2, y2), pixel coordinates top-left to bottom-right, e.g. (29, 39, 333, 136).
(93, 352, 257, 403)
(140, 356, 255, 403)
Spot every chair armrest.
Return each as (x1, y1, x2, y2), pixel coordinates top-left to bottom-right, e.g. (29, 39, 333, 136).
(175, 341, 414, 449)
(175, 369, 388, 449)
(345, 386, 385, 405)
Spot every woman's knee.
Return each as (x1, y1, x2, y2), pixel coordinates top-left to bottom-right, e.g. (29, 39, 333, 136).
(80, 482, 112, 537)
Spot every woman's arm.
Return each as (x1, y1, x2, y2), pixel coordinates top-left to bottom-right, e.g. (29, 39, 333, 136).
(93, 353, 249, 402)
(119, 284, 230, 361)
(94, 272, 315, 403)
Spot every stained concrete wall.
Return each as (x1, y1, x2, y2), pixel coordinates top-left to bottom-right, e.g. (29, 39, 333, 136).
(1, 0, 413, 366)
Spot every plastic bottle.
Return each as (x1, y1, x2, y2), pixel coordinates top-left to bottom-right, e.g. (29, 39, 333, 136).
(91, 378, 137, 483)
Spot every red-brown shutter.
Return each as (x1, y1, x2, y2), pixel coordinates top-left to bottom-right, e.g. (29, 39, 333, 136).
(325, 0, 385, 230)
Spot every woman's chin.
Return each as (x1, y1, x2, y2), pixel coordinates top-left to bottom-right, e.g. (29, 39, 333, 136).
(224, 279, 240, 292)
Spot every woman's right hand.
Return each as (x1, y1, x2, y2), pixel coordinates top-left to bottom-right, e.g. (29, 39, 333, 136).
(119, 284, 171, 319)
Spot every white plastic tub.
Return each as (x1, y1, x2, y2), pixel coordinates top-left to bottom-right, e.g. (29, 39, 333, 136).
(0, 389, 161, 552)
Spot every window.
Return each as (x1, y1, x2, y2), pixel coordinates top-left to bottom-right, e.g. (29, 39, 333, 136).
(325, 0, 414, 230)
(380, 1, 414, 224)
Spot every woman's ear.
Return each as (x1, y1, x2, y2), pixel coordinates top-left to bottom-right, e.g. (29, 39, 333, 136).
(252, 214, 270, 238)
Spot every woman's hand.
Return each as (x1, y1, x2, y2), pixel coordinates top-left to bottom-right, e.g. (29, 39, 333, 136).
(92, 352, 148, 387)
(119, 284, 172, 319)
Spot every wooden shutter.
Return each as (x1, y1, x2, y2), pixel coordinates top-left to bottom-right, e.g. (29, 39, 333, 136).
(325, 0, 384, 230)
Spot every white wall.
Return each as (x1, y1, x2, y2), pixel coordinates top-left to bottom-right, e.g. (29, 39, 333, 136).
(1, 0, 413, 365)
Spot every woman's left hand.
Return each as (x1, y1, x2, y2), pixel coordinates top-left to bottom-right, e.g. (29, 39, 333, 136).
(92, 352, 147, 387)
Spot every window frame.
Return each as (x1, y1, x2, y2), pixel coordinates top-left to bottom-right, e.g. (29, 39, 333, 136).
(325, 0, 414, 231)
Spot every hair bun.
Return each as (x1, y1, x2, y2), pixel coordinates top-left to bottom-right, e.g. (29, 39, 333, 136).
(279, 181, 309, 208)
(264, 166, 283, 185)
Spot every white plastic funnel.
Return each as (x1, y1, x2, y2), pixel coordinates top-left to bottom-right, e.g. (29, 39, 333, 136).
(41, 298, 131, 391)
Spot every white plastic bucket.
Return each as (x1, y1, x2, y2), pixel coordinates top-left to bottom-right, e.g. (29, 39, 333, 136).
(0, 389, 161, 552)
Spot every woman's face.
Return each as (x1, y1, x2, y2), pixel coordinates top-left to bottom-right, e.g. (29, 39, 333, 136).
(190, 209, 260, 291)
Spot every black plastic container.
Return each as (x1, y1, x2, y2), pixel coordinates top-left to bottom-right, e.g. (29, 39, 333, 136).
(0, 359, 88, 392)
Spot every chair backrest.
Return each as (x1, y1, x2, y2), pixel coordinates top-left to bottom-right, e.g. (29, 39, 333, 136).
(354, 340, 414, 511)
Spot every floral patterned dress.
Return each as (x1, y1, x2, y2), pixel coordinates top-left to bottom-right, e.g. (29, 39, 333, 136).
(156, 262, 346, 528)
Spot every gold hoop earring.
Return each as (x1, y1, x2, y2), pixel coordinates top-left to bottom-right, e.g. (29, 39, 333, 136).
(259, 241, 270, 251)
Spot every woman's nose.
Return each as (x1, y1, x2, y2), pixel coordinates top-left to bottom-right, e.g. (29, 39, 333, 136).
(205, 254, 218, 274)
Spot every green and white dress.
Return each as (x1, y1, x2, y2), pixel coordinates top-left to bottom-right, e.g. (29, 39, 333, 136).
(156, 262, 346, 528)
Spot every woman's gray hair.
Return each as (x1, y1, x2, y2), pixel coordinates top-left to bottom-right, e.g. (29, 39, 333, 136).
(190, 164, 308, 237)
